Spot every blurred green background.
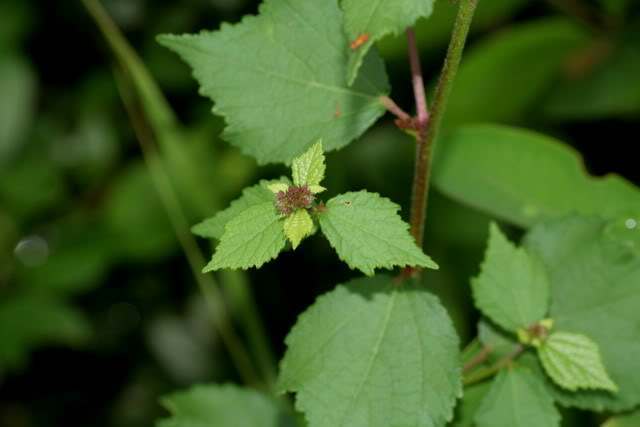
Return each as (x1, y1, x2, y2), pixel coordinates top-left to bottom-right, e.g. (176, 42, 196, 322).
(0, 0, 638, 426)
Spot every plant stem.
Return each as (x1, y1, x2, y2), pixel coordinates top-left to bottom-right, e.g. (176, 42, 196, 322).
(113, 69, 264, 390)
(463, 344, 525, 386)
(406, 0, 478, 252)
(380, 96, 412, 122)
(463, 346, 492, 374)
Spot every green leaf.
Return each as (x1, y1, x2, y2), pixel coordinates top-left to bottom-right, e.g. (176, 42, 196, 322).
(602, 410, 640, 427)
(0, 294, 91, 370)
(472, 223, 550, 331)
(525, 216, 640, 411)
(538, 331, 617, 393)
(291, 141, 325, 187)
(318, 191, 438, 275)
(544, 39, 640, 120)
(443, 18, 589, 129)
(450, 381, 492, 427)
(205, 202, 286, 271)
(433, 124, 640, 228)
(0, 57, 36, 165)
(474, 365, 561, 427)
(157, 384, 294, 427)
(342, 0, 435, 84)
(192, 179, 286, 240)
(478, 319, 519, 361)
(278, 275, 461, 427)
(283, 209, 314, 249)
(158, 0, 389, 164)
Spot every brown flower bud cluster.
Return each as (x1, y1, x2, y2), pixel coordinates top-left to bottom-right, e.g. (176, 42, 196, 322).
(275, 185, 315, 216)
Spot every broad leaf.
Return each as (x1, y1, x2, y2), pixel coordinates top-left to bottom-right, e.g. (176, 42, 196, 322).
(318, 191, 437, 275)
(157, 384, 294, 427)
(474, 365, 561, 427)
(292, 141, 325, 188)
(472, 223, 550, 331)
(433, 125, 640, 228)
(204, 202, 285, 271)
(159, 0, 389, 164)
(450, 381, 492, 427)
(342, 0, 435, 84)
(442, 18, 589, 129)
(278, 275, 461, 427)
(192, 179, 285, 240)
(283, 209, 314, 249)
(525, 216, 640, 411)
(538, 332, 617, 392)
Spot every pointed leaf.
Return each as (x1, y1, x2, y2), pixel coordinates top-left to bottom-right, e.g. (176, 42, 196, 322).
(204, 202, 285, 271)
(291, 141, 325, 187)
(278, 275, 461, 427)
(192, 178, 286, 240)
(538, 332, 617, 392)
(283, 209, 314, 249)
(342, 0, 435, 85)
(472, 223, 550, 331)
(474, 365, 561, 427)
(158, 0, 389, 164)
(525, 216, 640, 411)
(157, 384, 294, 427)
(318, 191, 438, 275)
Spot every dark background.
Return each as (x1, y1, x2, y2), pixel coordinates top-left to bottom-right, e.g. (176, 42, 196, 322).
(1, 0, 639, 426)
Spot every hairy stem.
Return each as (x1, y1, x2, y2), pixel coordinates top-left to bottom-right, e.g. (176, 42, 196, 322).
(406, 0, 478, 254)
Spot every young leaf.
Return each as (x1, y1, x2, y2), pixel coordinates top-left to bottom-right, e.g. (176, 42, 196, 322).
(433, 125, 640, 228)
(204, 202, 286, 271)
(474, 366, 561, 427)
(342, 0, 435, 84)
(472, 223, 550, 331)
(318, 191, 438, 275)
(291, 141, 325, 188)
(278, 275, 461, 427)
(525, 216, 640, 411)
(538, 331, 617, 392)
(192, 179, 286, 240)
(158, 0, 389, 164)
(283, 209, 314, 249)
(157, 384, 294, 427)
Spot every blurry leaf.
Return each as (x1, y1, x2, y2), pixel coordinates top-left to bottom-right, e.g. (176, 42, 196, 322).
(377, 0, 529, 61)
(103, 163, 176, 261)
(545, 39, 640, 120)
(204, 202, 286, 271)
(0, 1, 33, 48)
(538, 332, 617, 392)
(342, 0, 434, 84)
(157, 384, 294, 427)
(158, 0, 389, 164)
(602, 410, 640, 427)
(474, 366, 560, 427)
(478, 319, 519, 361)
(0, 153, 66, 220)
(318, 191, 438, 275)
(472, 223, 550, 331)
(443, 18, 589, 129)
(433, 124, 640, 228)
(0, 294, 91, 370)
(278, 275, 461, 427)
(0, 58, 36, 165)
(450, 381, 491, 427)
(525, 216, 640, 411)
(17, 221, 112, 295)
